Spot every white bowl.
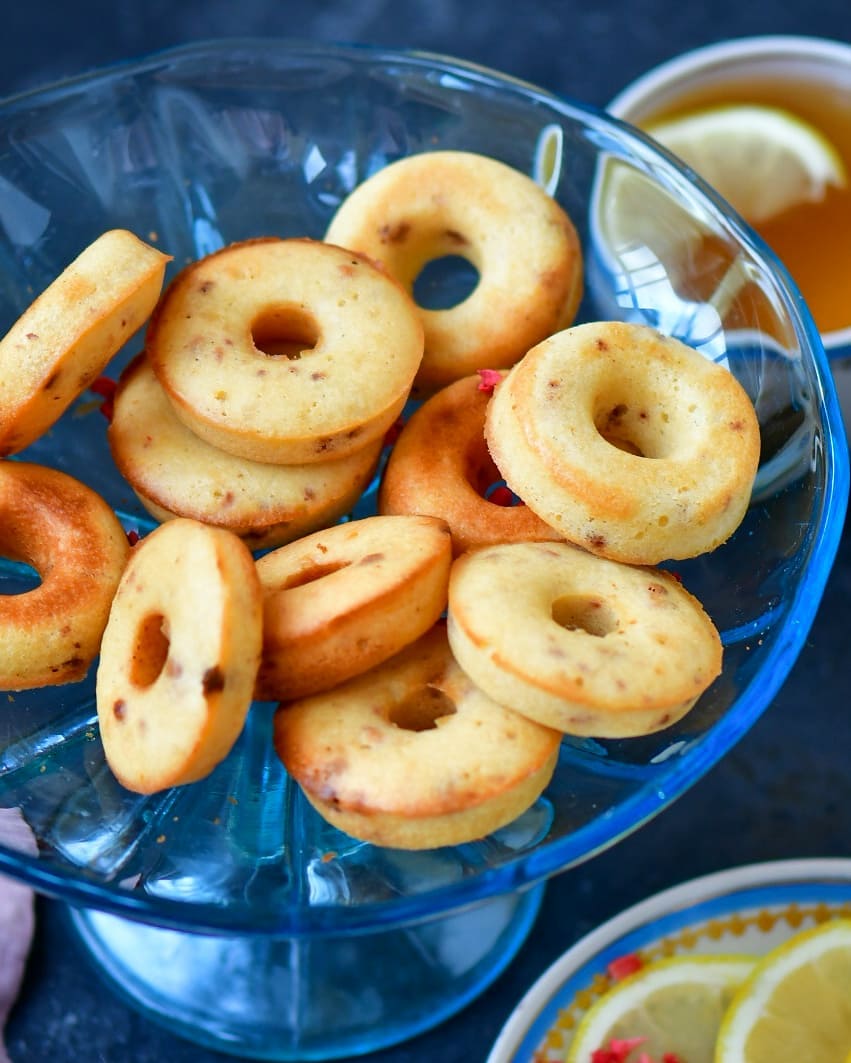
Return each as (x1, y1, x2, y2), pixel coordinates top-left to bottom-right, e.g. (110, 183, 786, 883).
(608, 34, 851, 360)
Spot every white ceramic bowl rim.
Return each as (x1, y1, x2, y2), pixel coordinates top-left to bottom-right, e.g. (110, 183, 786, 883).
(608, 34, 851, 354)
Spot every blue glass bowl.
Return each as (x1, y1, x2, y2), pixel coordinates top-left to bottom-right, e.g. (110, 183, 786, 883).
(0, 39, 846, 1059)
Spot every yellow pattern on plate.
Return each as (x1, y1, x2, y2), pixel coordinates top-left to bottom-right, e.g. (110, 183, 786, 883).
(536, 901, 851, 1062)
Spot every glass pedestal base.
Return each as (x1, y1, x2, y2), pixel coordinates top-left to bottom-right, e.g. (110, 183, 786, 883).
(68, 883, 544, 1060)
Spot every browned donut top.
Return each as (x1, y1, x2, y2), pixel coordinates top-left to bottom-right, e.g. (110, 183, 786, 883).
(146, 237, 424, 464)
(325, 150, 583, 390)
(0, 462, 130, 687)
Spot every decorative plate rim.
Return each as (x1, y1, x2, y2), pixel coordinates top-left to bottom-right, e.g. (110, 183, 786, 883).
(486, 856, 851, 1063)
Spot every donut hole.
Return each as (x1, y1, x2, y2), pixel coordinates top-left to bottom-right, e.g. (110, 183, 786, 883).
(129, 611, 171, 688)
(389, 685, 456, 732)
(251, 306, 320, 359)
(413, 255, 479, 310)
(0, 557, 42, 596)
(594, 397, 676, 458)
(465, 442, 523, 506)
(279, 561, 349, 590)
(552, 595, 617, 638)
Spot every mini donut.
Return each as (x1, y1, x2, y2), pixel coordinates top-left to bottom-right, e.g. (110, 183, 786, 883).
(108, 354, 382, 550)
(324, 150, 583, 391)
(146, 237, 424, 464)
(255, 514, 452, 701)
(447, 540, 723, 738)
(0, 462, 129, 689)
(96, 518, 262, 794)
(485, 321, 761, 564)
(274, 624, 561, 850)
(379, 373, 563, 555)
(0, 229, 170, 456)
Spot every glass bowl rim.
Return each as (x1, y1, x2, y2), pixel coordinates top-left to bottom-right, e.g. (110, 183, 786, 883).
(0, 36, 846, 937)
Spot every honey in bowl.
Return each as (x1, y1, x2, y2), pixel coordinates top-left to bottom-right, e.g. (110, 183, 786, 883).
(609, 37, 851, 343)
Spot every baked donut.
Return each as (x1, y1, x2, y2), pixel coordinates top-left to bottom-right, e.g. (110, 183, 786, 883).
(146, 237, 424, 464)
(0, 229, 170, 456)
(274, 624, 561, 849)
(379, 373, 563, 555)
(0, 462, 129, 689)
(447, 540, 722, 738)
(255, 514, 451, 700)
(108, 355, 382, 550)
(324, 150, 583, 391)
(96, 518, 262, 794)
(485, 321, 761, 564)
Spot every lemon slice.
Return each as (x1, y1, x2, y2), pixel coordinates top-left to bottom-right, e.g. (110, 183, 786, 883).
(593, 155, 718, 269)
(715, 918, 851, 1063)
(645, 104, 847, 224)
(566, 954, 754, 1063)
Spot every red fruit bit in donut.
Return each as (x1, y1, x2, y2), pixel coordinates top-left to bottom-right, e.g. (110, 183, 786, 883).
(476, 368, 503, 393)
(202, 666, 225, 695)
(383, 417, 405, 446)
(379, 221, 411, 244)
(488, 485, 518, 507)
(126, 529, 141, 546)
(90, 375, 117, 421)
(444, 228, 468, 246)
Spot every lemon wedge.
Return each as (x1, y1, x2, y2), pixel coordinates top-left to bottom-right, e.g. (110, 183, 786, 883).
(645, 104, 847, 224)
(566, 954, 754, 1063)
(715, 918, 851, 1063)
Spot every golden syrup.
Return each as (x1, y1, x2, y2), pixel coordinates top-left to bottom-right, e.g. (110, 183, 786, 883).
(638, 74, 851, 335)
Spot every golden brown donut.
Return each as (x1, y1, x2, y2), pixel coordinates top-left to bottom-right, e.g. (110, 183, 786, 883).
(0, 462, 129, 689)
(0, 229, 170, 456)
(146, 237, 424, 464)
(96, 518, 262, 794)
(379, 373, 563, 555)
(274, 624, 561, 849)
(485, 321, 761, 564)
(108, 354, 382, 550)
(447, 540, 722, 738)
(325, 150, 583, 391)
(255, 514, 452, 700)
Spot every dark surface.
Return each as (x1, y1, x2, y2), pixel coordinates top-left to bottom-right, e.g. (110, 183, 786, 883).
(2, 3, 851, 1061)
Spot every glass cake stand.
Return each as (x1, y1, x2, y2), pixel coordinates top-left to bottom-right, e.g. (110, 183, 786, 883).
(0, 40, 846, 1060)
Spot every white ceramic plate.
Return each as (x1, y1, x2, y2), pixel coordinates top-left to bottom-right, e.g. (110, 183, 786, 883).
(487, 858, 851, 1062)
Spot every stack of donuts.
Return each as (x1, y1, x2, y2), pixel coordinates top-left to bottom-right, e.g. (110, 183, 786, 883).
(109, 236, 423, 551)
(0, 149, 761, 851)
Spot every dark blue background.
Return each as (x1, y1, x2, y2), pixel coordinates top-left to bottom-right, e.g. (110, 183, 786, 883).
(2, 3, 851, 1061)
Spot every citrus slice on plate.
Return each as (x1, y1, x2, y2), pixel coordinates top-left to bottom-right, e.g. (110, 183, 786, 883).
(566, 954, 754, 1063)
(645, 104, 847, 224)
(715, 918, 851, 1063)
